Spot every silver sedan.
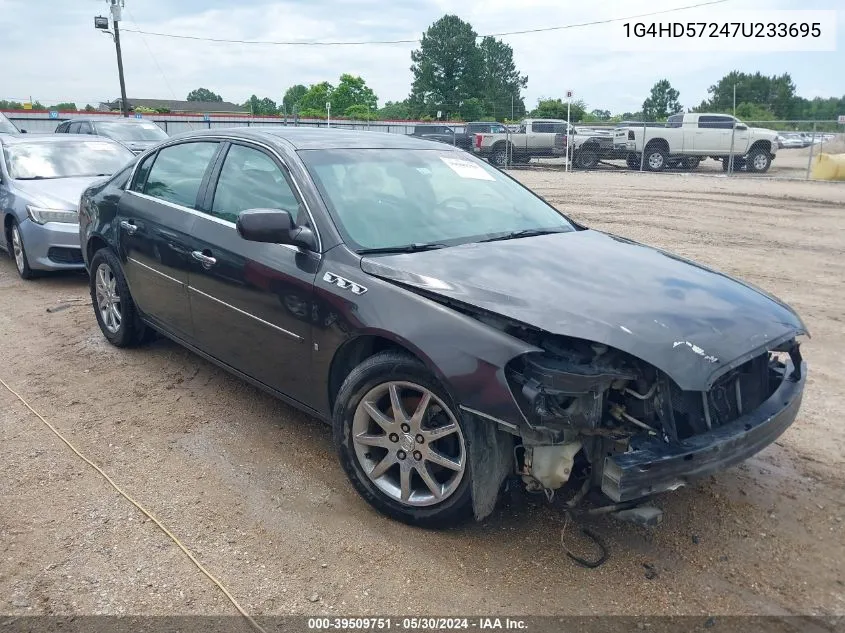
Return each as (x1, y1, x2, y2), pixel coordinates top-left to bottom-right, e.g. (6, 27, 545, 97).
(0, 134, 134, 279)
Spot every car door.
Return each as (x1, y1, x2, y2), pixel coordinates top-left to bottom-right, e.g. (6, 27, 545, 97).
(117, 140, 221, 339)
(697, 116, 735, 152)
(187, 141, 319, 404)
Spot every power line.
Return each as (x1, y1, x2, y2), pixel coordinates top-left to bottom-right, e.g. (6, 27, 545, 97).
(121, 0, 729, 46)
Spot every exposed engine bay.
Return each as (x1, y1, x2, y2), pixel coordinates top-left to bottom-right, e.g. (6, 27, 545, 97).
(497, 325, 803, 502)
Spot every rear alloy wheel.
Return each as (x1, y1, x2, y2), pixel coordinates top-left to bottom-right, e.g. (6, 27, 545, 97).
(89, 248, 153, 347)
(746, 148, 772, 173)
(334, 352, 472, 527)
(489, 146, 510, 167)
(9, 221, 36, 280)
(645, 147, 667, 171)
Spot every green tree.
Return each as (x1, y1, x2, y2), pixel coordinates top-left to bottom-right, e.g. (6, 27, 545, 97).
(697, 71, 797, 119)
(84, 104, 97, 112)
(48, 102, 78, 111)
(187, 88, 223, 102)
(331, 74, 378, 113)
(642, 79, 682, 121)
(478, 36, 527, 120)
(299, 82, 334, 113)
(590, 109, 611, 121)
(377, 100, 412, 120)
(409, 15, 483, 118)
(244, 95, 278, 115)
(459, 97, 485, 121)
(345, 104, 375, 120)
(282, 84, 308, 113)
(530, 98, 586, 121)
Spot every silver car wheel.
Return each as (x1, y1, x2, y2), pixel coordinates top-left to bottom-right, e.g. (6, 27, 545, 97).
(95, 262, 122, 334)
(11, 225, 25, 273)
(648, 151, 664, 169)
(352, 381, 466, 507)
(753, 153, 768, 171)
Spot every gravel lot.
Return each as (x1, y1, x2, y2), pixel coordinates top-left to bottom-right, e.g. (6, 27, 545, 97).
(1, 169, 843, 622)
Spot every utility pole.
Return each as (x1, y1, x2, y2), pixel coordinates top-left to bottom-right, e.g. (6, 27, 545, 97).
(96, 1, 128, 117)
(733, 84, 736, 118)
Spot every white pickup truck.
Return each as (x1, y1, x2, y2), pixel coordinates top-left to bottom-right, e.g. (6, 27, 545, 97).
(614, 113, 779, 172)
(472, 118, 573, 166)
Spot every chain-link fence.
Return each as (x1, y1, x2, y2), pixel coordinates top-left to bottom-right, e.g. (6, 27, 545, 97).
(5, 111, 844, 181)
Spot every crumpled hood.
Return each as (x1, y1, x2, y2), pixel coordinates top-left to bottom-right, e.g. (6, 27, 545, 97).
(14, 176, 107, 210)
(360, 230, 807, 390)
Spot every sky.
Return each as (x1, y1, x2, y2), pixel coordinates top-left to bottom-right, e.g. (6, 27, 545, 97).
(0, 0, 841, 115)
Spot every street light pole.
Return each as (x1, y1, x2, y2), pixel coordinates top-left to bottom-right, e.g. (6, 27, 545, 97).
(113, 13, 129, 117)
(96, 1, 128, 117)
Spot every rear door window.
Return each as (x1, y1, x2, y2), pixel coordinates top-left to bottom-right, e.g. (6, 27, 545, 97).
(698, 115, 735, 129)
(143, 142, 219, 208)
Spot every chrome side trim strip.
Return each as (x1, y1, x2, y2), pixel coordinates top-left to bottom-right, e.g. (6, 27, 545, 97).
(188, 286, 302, 341)
(127, 257, 184, 286)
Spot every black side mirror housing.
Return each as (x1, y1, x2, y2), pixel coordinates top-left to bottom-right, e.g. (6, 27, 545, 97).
(19, 129, 27, 134)
(236, 208, 317, 251)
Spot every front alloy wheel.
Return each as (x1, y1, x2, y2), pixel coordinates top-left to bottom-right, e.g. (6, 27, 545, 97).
(352, 381, 466, 507)
(334, 351, 473, 527)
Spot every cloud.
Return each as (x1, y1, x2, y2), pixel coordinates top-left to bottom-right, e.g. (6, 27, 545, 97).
(0, 0, 841, 114)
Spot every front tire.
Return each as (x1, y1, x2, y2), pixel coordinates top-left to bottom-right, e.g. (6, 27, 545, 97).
(334, 351, 473, 528)
(9, 221, 36, 280)
(747, 148, 772, 173)
(89, 248, 152, 347)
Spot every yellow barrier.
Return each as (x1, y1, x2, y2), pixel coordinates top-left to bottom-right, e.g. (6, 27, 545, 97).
(811, 153, 845, 181)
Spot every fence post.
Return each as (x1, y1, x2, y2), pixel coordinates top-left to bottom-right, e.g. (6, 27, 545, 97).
(806, 121, 817, 180)
(639, 122, 646, 172)
(727, 119, 737, 177)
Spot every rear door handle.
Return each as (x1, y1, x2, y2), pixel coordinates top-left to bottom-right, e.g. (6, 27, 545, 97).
(120, 220, 138, 235)
(191, 250, 217, 268)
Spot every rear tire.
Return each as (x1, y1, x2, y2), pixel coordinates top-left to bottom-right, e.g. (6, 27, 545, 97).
(574, 149, 599, 169)
(489, 145, 510, 167)
(334, 351, 473, 528)
(644, 145, 668, 171)
(680, 157, 701, 171)
(626, 154, 641, 170)
(89, 248, 153, 347)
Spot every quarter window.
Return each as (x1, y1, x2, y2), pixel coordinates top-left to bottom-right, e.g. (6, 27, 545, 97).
(210, 144, 300, 224)
(143, 142, 218, 208)
(131, 152, 156, 192)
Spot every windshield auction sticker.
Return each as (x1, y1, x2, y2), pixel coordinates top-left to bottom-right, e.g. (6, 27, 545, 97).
(440, 157, 495, 181)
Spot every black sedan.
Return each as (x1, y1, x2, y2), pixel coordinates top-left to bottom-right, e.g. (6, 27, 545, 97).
(78, 128, 808, 527)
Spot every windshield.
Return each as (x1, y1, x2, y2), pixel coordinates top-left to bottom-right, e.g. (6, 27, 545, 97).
(299, 148, 574, 251)
(5, 140, 134, 179)
(95, 120, 168, 142)
(0, 113, 19, 134)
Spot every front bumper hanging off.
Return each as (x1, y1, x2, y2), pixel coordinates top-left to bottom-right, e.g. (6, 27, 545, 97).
(602, 360, 806, 502)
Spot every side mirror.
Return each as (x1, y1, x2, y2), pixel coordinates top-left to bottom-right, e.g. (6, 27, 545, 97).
(19, 129, 27, 134)
(236, 208, 317, 251)
(736, 124, 747, 131)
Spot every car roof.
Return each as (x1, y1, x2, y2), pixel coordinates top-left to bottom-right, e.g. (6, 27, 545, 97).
(61, 117, 153, 124)
(167, 127, 462, 151)
(0, 133, 124, 146)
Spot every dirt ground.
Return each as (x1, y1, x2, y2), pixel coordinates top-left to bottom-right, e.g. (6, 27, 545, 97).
(1, 169, 843, 622)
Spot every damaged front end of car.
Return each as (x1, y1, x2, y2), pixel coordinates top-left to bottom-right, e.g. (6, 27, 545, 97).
(503, 330, 807, 505)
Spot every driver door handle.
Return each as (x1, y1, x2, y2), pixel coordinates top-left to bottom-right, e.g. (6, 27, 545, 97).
(119, 220, 138, 235)
(191, 250, 217, 268)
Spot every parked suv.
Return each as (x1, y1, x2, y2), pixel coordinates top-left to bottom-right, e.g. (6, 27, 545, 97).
(55, 117, 169, 154)
(79, 128, 807, 527)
